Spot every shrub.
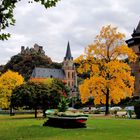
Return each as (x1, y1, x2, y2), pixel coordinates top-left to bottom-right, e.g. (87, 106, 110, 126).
(58, 96, 69, 112)
(93, 110, 100, 114)
(134, 101, 140, 119)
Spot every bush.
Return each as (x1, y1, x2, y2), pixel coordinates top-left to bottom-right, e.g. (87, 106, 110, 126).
(134, 102, 140, 119)
(58, 97, 69, 112)
(93, 110, 100, 114)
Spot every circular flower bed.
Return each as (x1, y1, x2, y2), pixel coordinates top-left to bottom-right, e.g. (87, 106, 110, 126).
(43, 110, 89, 128)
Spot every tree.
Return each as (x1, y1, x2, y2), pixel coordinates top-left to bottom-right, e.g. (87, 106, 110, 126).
(0, 0, 61, 40)
(75, 25, 137, 115)
(11, 81, 49, 118)
(0, 70, 24, 109)
(11, 78, 69, 118)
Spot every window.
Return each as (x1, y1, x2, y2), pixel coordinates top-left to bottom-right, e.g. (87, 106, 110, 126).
(68, 81, 70, 87)
(72, 72, 74, 78)
(68, 72, 70, 78)
(72, 81, 74, 86)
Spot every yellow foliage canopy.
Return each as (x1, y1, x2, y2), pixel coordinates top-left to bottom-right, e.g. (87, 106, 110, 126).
(30, 78, 54, 87)
(75, 25, 137, 105)
(0, 70, 24, 108)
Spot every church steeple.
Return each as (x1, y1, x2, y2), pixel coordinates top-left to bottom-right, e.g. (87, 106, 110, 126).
(64, 41, 73, 60)
(63, 41, 76, 89)
(132, 21, 140, 37)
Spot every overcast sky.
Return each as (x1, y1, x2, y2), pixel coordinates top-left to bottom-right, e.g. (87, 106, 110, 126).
(0, 0, 140, 65)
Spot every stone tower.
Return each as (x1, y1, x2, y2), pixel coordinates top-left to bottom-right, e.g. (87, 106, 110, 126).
(63, 42, 77, 89)
(126, 21, 140, 97)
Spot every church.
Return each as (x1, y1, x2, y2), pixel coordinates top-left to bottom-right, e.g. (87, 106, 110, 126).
(126, 21, 140, 97)
(31, 42, 77, 90)
(30, 21, 140, 97)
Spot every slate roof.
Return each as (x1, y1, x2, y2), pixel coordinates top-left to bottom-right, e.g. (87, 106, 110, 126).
(31, 67, 65, 79)
(64, 41, 73, 60)
(126, 20, 140, 46)
(135, 21, 140, 33)
(132, 21, 140, 37)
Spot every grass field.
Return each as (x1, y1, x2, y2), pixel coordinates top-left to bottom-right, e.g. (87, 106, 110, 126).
(0, 115, 140, 140)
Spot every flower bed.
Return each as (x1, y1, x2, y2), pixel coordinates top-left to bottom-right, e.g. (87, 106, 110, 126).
(43, 110, 88, 128)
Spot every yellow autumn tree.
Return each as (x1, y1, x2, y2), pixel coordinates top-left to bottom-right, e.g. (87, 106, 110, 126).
(30, 78, 53, 86)
(75, 25, 137, 115)
(0, 70, 24, 109)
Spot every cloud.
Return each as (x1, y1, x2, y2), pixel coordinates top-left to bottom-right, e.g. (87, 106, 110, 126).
(0, 0, 140, 64)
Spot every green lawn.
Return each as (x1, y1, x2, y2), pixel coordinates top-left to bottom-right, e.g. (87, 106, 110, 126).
(0, 115, 140, 140)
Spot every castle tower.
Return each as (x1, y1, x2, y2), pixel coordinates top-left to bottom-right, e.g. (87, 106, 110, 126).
(21, 46, 25, 54)
(63, 42, 77, 89)
(126, 20, 140, 97)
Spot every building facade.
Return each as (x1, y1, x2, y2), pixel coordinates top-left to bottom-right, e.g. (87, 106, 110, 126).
(126, 21, 140, 97)
(31, 42, 77, 90)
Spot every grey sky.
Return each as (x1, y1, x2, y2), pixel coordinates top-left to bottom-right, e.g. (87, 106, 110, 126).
(0, 0, 140, 64)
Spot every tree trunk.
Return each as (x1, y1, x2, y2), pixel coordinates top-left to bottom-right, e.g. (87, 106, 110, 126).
(10, 107, 14, 116)
(9, 104, 15, 116)
(105, 88, 109, 115)
(35, 108, 37, 118)
(43, 109, 46, 118)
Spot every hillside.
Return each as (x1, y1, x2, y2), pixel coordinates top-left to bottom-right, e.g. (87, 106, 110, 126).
(1, 44, 62, 80)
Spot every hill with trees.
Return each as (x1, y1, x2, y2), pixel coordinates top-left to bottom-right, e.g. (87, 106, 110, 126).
(0, 44, 62, 80)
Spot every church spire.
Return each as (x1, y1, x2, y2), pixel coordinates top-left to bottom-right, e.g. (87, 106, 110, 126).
(64, 41, 73, 60)
(132, 20, 140, 37)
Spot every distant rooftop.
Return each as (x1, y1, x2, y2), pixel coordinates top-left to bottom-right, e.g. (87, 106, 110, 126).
(132, 21, 140, 37)
(31, 67, 65, 79)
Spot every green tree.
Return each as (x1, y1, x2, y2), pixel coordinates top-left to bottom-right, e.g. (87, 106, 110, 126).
(0, 0, 61, 40)
(11, 78, 69, 118)
(11, 81, 49, 118)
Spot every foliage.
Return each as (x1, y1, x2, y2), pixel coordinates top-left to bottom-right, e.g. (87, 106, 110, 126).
(134, 102, 140, 119)
(75, 25, 137, 114)
(1, 53, 62, 80)
(117, 96, 140, 106)
(11, 81, 49, 109)
(0, 0, 61, 40)
(58, 96, 69, 112)
(30, 78, 70, 97)
(0, 70, 24, 109)
(30, 77, 54, 84)
(73, 98, 83, 109)
(0, 65, 4, 73)
(11, 78, 69, 117)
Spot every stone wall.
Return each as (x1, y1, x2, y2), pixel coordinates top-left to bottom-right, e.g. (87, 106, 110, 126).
(20, 44, 45, 55)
